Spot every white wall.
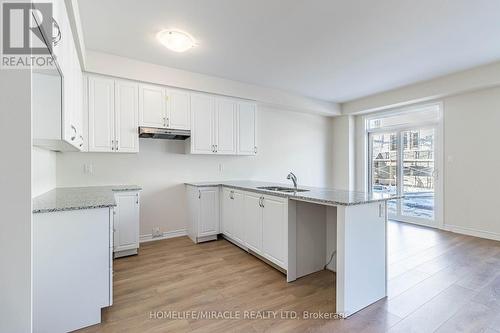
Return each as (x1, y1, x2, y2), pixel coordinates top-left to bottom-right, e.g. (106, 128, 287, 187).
(352, 86, 500, 241)
(331, 115, 355, 191)
(441, 86, 500, 240)
(56, 106, 333, 237)
(0, 69, 32, 332)
(342, 60, 500, 115)
(32, 147, 57, 196)
(85, 50, 340, 116)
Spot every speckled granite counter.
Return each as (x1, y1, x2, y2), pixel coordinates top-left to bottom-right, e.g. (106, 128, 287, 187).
(33, 185, 142, 214)
(185, 180, 401, 206)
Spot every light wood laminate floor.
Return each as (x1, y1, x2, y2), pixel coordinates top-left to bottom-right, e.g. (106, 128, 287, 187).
(78, 221, 500, 333)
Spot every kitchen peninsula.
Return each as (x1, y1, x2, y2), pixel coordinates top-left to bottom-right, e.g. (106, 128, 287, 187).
(186, 180, 401, 317)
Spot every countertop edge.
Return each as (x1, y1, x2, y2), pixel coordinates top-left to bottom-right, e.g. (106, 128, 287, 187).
(32, 185, 141, 214)
(185, 182, 401, 206)
(33, 203, 117, 214)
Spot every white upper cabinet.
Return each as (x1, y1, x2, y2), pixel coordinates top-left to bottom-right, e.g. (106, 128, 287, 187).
(87, 75, 139, 153)
(215, 98, 237, 155)
(237, 102, 258, 155)
(167, 89, 191, 130)
(32, 0, 84, 152)
(88, 76, 115, 152)
(190, 96, 245, 155)
(139, 84, 166, 128)
(115, 80, 139, 153)
(86, 76, 256, 156)
(190, 93, 215, 154)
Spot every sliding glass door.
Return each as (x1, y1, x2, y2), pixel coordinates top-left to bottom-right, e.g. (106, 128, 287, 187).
(401, 128, 436, 221)
(369, 132, 398, 216)
(367, 105, 441, 227)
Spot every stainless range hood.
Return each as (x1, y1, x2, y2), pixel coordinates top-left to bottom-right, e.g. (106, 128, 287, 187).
(138, 127, 190, 140)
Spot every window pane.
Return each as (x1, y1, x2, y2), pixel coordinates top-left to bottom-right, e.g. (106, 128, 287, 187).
(401, 128, 435, 219)
(368, 105, 440, 130)
(371, 132, 397, 216)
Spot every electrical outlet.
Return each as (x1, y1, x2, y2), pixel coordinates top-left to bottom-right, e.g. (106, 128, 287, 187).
(83, 163, 94, 175)
(152, 227, 161, 238)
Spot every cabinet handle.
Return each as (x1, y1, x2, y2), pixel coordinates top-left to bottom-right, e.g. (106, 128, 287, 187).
(70, 125, 76, 141)
(163, 117, 166, 127)
(261, 197, 265, 208)
(111, 140, 115, 151)
(52, 18, 62, 46)
(136, 193, 139, 204)
(215, 144, 218, 153)
(230, 190, 234, 200)
(116, 140, 119, 151)
(198, 190, 201, 199)
(254, 146, 258, 154)
(166, 117, 170, 128)
(258, 197, 263, 207)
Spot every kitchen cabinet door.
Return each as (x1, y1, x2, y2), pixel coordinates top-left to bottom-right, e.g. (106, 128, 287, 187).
(262, 196, 287, 268)
(113, 192, 140, 254)
(237, 102, 257, 155)
(72, 56, 84, 150)
(215, 98, 237, 154)
(231, 191, 245, 245)
(115, 80, 139, 153)
(190, 93, 215, 154)
(221, 188, 234, 237)
(199, 187, 220, 236)
(167, 88, 190, 130)
(88, 76, 115, 152)
(139, 84, 166, 128)
(244, 192, 263, 254)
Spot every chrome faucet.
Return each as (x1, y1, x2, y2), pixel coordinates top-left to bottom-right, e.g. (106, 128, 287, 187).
(287, 172, 298, 190)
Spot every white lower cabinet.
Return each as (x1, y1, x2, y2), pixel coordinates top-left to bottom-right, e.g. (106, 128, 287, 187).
(261, 195, 288, 268)
(222, 188, 246, 245)
(33, 208, 112, 333)
(244, 192, 264, 254)
(220, 187, 288, 270)
(113, 191, 140, 258)
(187, 186, 220, 243)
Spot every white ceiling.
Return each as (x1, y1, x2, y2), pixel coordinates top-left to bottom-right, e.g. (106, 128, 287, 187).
(77, 0, 500, 103)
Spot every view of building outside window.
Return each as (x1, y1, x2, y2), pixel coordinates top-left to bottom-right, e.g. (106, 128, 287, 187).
(371, 128, 435, 220)
(402, 128, 435, 219)
(371, 132, 398, 216)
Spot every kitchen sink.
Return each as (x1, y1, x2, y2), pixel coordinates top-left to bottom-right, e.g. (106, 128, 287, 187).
(257, 186, 309, 193)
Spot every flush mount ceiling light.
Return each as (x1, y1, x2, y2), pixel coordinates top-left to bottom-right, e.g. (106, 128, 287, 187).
(156, 29, 197, 53)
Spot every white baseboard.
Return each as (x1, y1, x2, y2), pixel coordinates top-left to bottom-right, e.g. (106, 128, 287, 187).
(140, 229, 187, 243)
(442, 224, 500, 242)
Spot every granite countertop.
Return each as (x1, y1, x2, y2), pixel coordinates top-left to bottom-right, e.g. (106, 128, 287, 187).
(33, 185, 142, 214)
(185, 180, 402, 206)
